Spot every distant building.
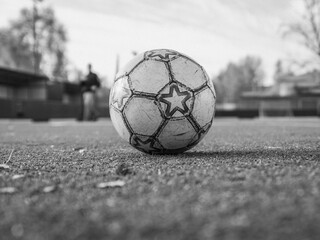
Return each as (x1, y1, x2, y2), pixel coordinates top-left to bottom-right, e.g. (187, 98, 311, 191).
(0, 67, 49, 119)
(0, 66, 110, 120)
(240, 70, 320, 117)
(0, 67, 82, 120)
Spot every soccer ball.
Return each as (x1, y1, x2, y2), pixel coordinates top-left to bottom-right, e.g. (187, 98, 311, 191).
(109, 49, 216, 154)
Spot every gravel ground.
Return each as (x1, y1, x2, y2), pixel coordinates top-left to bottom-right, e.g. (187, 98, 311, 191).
(0, 118, 320, 240)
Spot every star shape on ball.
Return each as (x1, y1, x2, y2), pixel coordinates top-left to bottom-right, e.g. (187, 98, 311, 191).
(159, 85, 191, 117)
(112, 86, 131, 109)
(147, 51, 178, 61)
(132, 136, 161, 153)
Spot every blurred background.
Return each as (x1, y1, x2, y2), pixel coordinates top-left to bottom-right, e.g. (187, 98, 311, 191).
(0, 0, 319, 120)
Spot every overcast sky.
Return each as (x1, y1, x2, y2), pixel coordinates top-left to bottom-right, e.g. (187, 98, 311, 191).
(0, 0, 315, 85)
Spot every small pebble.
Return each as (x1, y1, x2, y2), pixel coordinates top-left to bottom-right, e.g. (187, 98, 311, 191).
(116, 163, 134, 176)
(97, 180, 125, 189)
(12, 174, 25, 180)
(0, 187, 17, 194)
(43, 185, 57, 193)
(0, 164, 10, 170)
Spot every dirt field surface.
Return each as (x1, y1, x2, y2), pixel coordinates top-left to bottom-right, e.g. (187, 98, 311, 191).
(0, 118, 320, 240)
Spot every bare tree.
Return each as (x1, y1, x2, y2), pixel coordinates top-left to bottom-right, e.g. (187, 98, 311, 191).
(0, 6, 68, 79)
(239, 56, 265, 91)
(285, 0, 320, 60)
(213, 56, 264, 103)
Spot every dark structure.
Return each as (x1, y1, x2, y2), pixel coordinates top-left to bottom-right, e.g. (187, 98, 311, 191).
(0, 67, 50, 120)
(0, 67, 109, 121)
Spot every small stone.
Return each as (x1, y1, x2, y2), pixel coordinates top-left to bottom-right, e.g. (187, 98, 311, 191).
(0, 187, 17, 194)
(43, 185, 57, 193)
(74, 147, 86, 152)
(266, 146, 282, 149)
(73, 147, 86, 154)
(79, 149, 86, 154)
(116, 163, 134, 176)
(12, 174, 25, 180)
(73, 147, 83, 151)
(0, 164, 10, 170)
(97, 180, 125, 189)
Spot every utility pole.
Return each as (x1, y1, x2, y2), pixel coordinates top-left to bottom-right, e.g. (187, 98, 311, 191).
(114, 54, 120, 80)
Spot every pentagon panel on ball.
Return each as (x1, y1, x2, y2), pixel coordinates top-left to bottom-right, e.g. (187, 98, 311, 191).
(130, 135, 163, 154)
(110, 76, 131, 111)
(157, 83, 194, 119)
(109, 49, 216, 154)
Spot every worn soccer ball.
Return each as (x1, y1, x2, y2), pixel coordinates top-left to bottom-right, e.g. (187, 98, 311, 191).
(109, 49, 216, 154)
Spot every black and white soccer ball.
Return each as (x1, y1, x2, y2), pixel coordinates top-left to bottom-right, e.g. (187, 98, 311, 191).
(109, 49, 216, 154)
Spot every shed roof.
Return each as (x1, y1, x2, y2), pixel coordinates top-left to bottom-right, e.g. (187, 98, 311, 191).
(0, 66, 49, 86)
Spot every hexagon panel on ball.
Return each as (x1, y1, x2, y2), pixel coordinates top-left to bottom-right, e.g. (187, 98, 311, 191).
(170, 56, 207, 91)
(189, 122, 213, 149)
(192, 87, 216, 128)
(124, 96, 163, 136)
(129, 60, 170, 95)
(157, 118, 197, 152)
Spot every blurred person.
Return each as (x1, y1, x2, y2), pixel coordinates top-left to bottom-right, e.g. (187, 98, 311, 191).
(80, 64, 101, 121)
